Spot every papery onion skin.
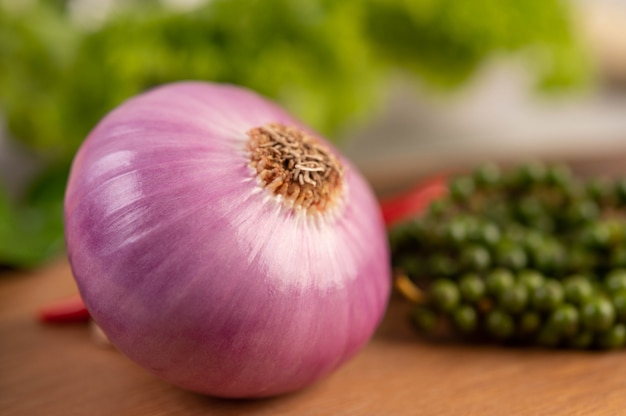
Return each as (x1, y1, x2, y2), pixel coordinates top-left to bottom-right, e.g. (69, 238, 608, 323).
(64, 82, 391, 398)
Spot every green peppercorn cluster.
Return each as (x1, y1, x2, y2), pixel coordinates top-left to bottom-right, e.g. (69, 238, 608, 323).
(391, 162, 626, 349)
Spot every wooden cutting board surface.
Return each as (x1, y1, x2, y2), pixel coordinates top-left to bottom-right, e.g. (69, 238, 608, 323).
(2, 259, 626, 416)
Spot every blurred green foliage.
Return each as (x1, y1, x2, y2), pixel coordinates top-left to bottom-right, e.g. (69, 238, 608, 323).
(0, 0, 588, 268)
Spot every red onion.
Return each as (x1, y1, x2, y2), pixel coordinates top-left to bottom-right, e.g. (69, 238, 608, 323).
(64, 82, 391, 398)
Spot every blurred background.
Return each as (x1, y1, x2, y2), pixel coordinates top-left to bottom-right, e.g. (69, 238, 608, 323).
(1, 0, 626, 269)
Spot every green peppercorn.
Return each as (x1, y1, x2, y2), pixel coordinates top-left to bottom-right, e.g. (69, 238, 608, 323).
(580, 223, 612, 248)
(581, 297, 615, 332)
(532, 216, 556, 234)
(606, 269, 626, 292)
(519, 311, 542, 335)
(419, 219, 445, 245)
(532, 242, 566, 274)
(612, 289, 626, 322)
(517, 197, 545, 224)
(610, 247, 626, 268)
(516, 161, 548, 187)
(461, 216, 481, 238)
(401, 219, 428, 245)
(531, 279, 564, 312)
(565, 199, 599, 225)
(517, 270, 545, 292)
(606, 221, 625, 245)
(547, 164, 573, 188)
(614, 178, 626, 204)
(427, 199, 450, 218)
(502, 225, 526, 244)
(459, 273, 486, 303)
(496, 244, 528, 270)
(412, 306, 438, 333)
(428, 254, 457, 277)
(397, 256, 423, 278)
(473, 163, 501, 188)
(568, 331, 594, 349)
(522, 230, 545, 252)
(486, 269, 515, 296)
(391, 162, 626, 350)
(429, 279, 461, 312)
(445, 218, 469, 244)
(461, 244, 491, 271)
(476, 222, 501, 246)
(535, 324, 561, 347)
(549, 304, 579, 337)
(389, 228, 407, 252)
(486, 309, 515, 339)
(563, 275, 595, 305)
(484, 201, 512, 223)
(597, 324, 626, 349)
(566, 246, 596, 273)
(449, 176, 475, 201)
(453, 305, 478, 333)
(566, 187, 585, 202)
(498, 284, 528, 314)
(586, 178, 612, 203)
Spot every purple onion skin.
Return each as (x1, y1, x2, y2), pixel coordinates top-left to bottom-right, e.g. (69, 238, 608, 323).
(64, 82, 391, 398)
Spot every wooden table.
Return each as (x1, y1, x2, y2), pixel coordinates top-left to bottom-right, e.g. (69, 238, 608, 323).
(2, 259, 626, 415)
(7, 154, 626, 415)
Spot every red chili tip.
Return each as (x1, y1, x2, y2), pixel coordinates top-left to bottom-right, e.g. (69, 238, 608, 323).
(38, 294, 90, 324)
(380, 175, 449, 227)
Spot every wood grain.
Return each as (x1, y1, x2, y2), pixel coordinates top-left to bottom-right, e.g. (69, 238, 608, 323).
(2, 260, 626, 416)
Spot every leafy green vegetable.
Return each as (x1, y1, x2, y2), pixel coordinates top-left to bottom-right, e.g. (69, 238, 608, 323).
(0, 0, 589, 267)
(364, 0, 588, 89)
(0, 169, 65, 268)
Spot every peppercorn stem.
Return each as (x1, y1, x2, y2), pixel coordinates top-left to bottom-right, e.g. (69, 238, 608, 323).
(394, 272, 425, 304)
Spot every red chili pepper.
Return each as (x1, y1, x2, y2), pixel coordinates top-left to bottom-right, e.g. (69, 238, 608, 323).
(38, 294, 90, 324)
(380, 175, 448, 227)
